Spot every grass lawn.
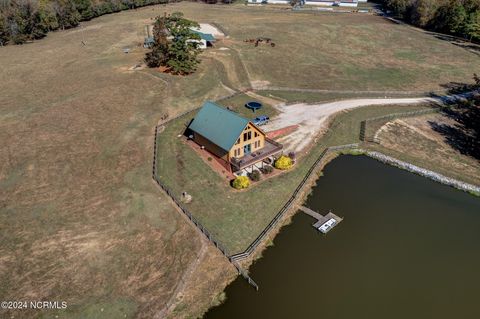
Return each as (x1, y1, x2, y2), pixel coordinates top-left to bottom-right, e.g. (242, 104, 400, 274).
(152, 3, 479, 91)
(216, 93, 279, 119)
(0, 5, 232, 319)
(155, 103, 432, 253)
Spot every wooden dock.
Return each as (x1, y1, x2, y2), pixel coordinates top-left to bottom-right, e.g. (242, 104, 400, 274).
(299, 206, 343, 232)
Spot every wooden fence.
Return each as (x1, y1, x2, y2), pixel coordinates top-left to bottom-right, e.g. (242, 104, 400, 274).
(152, 106, 359, 288)
(153, 110, 259, 290)
(229, 143, 359, 262)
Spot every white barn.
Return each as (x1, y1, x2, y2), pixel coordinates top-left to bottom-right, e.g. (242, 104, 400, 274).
(247, 0, 364, 6)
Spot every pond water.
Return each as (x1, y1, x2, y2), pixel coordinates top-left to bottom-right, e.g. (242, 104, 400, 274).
(204, 155, 480, 319)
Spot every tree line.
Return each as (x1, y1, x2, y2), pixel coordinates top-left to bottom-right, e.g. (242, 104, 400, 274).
(432, 74, 480, 159)
(380, 0, 480, 41)
(0, 0, 176, 45)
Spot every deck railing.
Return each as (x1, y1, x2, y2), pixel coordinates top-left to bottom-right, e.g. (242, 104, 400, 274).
(230, 140, 283, 171)
(229, 143, 359, 261)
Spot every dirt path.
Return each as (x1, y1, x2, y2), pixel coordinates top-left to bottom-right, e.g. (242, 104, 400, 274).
(244, 90, 284, 107)
(155, 236, 208, 319)
(262, 94, 473, 153)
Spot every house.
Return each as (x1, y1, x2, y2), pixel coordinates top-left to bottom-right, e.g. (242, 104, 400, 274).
(188, 30, 216, 49)
(187, 101, 283, 172)
(144, 36, 154, 48)
(247, 0, 364, 7)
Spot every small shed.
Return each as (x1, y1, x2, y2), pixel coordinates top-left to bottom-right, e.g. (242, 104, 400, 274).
(144, 36, 154, 48)
(190, 30, 216, 49)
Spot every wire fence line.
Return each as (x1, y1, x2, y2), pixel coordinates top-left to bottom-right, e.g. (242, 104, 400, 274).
(359, 108, 441, 143)
(257, 87, 445, 96)
(152, 113, 259, 290)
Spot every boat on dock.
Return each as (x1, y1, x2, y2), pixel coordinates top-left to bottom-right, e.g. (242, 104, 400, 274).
(318, 218, 337, 234)
(299, 206, 343, 234)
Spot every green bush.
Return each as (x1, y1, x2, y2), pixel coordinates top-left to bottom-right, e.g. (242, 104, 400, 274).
(248, 170, 261, 182)
(260, 165, 273, 174)
(232, 176, 250, 189)
(274, 155, 293, 170)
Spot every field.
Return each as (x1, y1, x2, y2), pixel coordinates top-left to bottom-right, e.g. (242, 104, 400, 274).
(1, 2, 479, 319)
(0, 5, 234, 319)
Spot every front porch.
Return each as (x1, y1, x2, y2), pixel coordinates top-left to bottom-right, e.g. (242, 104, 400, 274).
(230, 138, 283, 172)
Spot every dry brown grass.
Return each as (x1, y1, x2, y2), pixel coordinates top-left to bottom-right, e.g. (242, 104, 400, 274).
(0, 4, 234, 319)
(1, 2, 479, 319)
(373, 114, 480, 186)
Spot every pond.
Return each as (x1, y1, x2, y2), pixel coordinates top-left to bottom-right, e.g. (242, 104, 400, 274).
(204, 155, 480, 319)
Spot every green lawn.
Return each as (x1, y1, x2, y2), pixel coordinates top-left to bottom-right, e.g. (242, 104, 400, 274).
(216, 93, 279, 119)
(155, 103, 432, 253)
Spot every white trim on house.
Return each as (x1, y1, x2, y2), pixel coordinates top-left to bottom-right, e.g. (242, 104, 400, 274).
(246, 0, 362, 6)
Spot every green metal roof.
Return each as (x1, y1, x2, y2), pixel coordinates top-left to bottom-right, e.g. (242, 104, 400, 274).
(189, 101, 250, 151)
(192, 30, 216, 42)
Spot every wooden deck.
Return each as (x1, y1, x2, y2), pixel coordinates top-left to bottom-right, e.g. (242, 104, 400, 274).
(230, 137, 283, 171)
(299, 206, 343, 232)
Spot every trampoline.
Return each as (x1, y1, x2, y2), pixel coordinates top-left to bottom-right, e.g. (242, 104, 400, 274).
(245, 101, 263, 112)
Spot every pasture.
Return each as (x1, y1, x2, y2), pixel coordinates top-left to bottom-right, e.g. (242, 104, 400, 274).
(1, 2, 478, 318)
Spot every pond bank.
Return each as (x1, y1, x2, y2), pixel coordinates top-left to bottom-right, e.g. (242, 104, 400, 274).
(204, 155, 480, 319)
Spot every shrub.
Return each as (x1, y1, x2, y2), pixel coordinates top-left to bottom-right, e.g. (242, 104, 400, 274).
(248, 170, 261, 182)
(260, 165, 274, 174)
(232, 176, 250, 189)
(274, 155, 293, 170)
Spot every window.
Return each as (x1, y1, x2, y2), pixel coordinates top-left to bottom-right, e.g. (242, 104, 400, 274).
(254, 141, 261, 149)
(243, 131, 252, 141)
(235, 138, 240, 145)
(254, 132, 259, 138)
(234, 148, 241, 157)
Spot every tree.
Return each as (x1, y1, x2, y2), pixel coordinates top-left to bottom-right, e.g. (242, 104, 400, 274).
(73, 0, 95, 20)
(410, 0, 439, 27)
(385, 0, 414, 18)
(145, 12, 201, 74)
(449, 1, 468, 34)
(145, 14, 169, 67)
(53, 0, 80, 30)
(0, 14, 8, 45)
(164, 12, 201, 74)
(464, 10, 480, 41)
(474, 73, 480, 87)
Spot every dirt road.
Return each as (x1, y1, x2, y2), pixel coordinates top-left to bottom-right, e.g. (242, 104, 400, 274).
(263, 95, 465, 152)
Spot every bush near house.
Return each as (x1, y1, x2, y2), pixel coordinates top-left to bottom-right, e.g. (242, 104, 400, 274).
(260, 165, 274, 174)
(274, 155, 293, 170)
(232, 176, 250, 189)
(248, 170, 261, 182)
